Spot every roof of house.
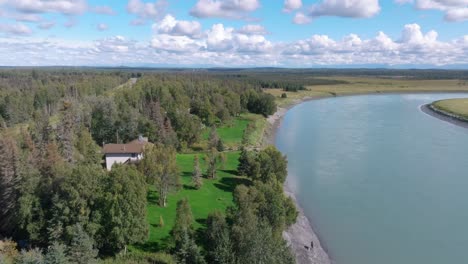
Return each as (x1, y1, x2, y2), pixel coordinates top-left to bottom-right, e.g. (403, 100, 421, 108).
(102, 137, 150, 154)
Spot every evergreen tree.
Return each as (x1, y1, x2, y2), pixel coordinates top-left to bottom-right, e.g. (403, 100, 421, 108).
(103, 165, 148, 253)
(0, 135, 20, 235)
(57, 101, 78, 163)
(191, 155, 203, 190)
(75, 127, 101, 165)
(205, 212, 234, 264)
(175, 230, 206, 264)
(171, 198, 193, 244)
(67, 225, 97, 264)
(16, 248, 44, 264)
(44, 242, 69, 264)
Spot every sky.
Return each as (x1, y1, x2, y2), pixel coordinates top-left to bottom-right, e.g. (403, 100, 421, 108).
(0, 0, 467, 67)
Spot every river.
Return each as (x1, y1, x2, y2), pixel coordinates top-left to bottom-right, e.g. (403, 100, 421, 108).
(275, 93, 468, 264)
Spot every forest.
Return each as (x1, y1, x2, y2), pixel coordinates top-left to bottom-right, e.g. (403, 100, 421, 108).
(0, 68, 295, 264)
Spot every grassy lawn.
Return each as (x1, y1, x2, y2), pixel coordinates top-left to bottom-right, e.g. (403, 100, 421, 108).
(133, 151, 249, 253)
(432, 98, 468, 119)
(201, 114, 265, 149)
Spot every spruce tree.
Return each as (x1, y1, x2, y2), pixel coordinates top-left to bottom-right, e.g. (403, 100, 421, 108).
(45, 242, 69, 264)
(67, 225, 97, 264)
(0, 135, 20, 235)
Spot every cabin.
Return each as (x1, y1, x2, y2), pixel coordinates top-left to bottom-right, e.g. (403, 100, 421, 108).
(103, 136, 150, 171)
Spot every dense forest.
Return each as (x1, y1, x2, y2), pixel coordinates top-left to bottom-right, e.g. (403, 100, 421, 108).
(0, 69, 295, 264)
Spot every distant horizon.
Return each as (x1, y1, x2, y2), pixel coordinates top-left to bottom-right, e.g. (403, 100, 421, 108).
(1, 65, 468, 70)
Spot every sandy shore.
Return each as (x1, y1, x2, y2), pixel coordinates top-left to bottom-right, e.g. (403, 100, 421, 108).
(265, 96, 333, 264)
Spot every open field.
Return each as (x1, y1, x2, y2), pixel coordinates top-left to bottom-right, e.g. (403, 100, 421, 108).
(432, 98, 468, 119)
(266, 77, 468, 107)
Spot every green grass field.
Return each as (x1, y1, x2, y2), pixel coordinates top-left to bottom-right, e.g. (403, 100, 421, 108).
(133, 151, 249, 252)
(200, 114, 265, 150)
(432, 98, 468, 119)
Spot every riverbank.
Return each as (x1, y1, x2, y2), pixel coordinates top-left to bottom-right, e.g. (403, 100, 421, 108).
(265, 95, 333, 264)
(421, 103, 468, 129)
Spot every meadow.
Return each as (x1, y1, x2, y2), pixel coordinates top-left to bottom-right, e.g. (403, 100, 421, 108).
(432, 98, 468, 119)
(267, 77, 468, 107)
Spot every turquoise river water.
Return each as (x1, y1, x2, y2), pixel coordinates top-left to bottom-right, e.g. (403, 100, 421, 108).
(275, 93, 468, 264)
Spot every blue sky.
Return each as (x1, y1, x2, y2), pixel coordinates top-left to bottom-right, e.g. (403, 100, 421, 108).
(0, 0, 467, 67)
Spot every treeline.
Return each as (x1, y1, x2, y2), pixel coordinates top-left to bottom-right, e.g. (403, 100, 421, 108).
(0, 70, 277, 149)
(0, 70, 129, 126)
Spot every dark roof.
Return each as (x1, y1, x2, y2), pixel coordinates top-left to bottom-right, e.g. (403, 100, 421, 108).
(103, 137, 150, 154)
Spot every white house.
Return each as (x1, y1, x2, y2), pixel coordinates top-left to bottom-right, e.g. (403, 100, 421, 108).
(103, 136, 150, 170)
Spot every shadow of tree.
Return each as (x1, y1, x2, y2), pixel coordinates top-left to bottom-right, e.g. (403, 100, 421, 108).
(220, 169, 239, 176)
(214, 177, 251, 192)
(183, 184, 197, 190)
(147, 189, 159, 205)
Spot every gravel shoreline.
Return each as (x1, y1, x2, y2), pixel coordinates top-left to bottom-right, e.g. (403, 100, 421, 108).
(265, 96, 333, 264)
(421, 104, 468, 129)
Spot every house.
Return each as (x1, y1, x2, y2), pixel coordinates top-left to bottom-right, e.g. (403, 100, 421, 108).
(103, 136, 150, 170)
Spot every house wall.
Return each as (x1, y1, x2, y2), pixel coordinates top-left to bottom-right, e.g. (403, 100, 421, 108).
(105, 153, 143, 170)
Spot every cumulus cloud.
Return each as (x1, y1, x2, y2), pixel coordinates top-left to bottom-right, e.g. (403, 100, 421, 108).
(293, 12, 312, 24)
(308, 0, 381, 18)
(283, 0, 302, 12)
(0, 23, 467, 67)
(127, 0, 167, 25)
(398, 0, 468, 21)
(0, 23, 32, 35)
(190, 0, 260, 19)
(97, 23, 109, 31)
(3, 0, 87, 15)
(154, 15, 202, 38)
(236, 24, 268, 35)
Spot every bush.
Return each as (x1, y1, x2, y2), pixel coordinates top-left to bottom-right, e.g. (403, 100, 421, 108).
(281, 93, 287, 98)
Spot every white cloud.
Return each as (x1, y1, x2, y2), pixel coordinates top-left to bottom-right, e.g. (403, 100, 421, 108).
(97, 23, 109, 31)
(190, 0, 260, 19)
(0, 23, 467, 67)
(95, 36, 133, 53)
(0, 23, 32, 35)
(236, 24, 268, 35)
(4, 0, 87, 15)
(127, 0, 167, 25)
(154, 15, 202, 38)
(293, 12, 312, 24)
(398, 0, 468, 21)
(283, 0, 302, 12)
(308, 0, 381, 18)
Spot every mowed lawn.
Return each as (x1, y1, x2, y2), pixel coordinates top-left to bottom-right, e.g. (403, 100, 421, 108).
(134, 151, 249, 252)
(201, 114, 264, 149)
(432, 98, 468, 119)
